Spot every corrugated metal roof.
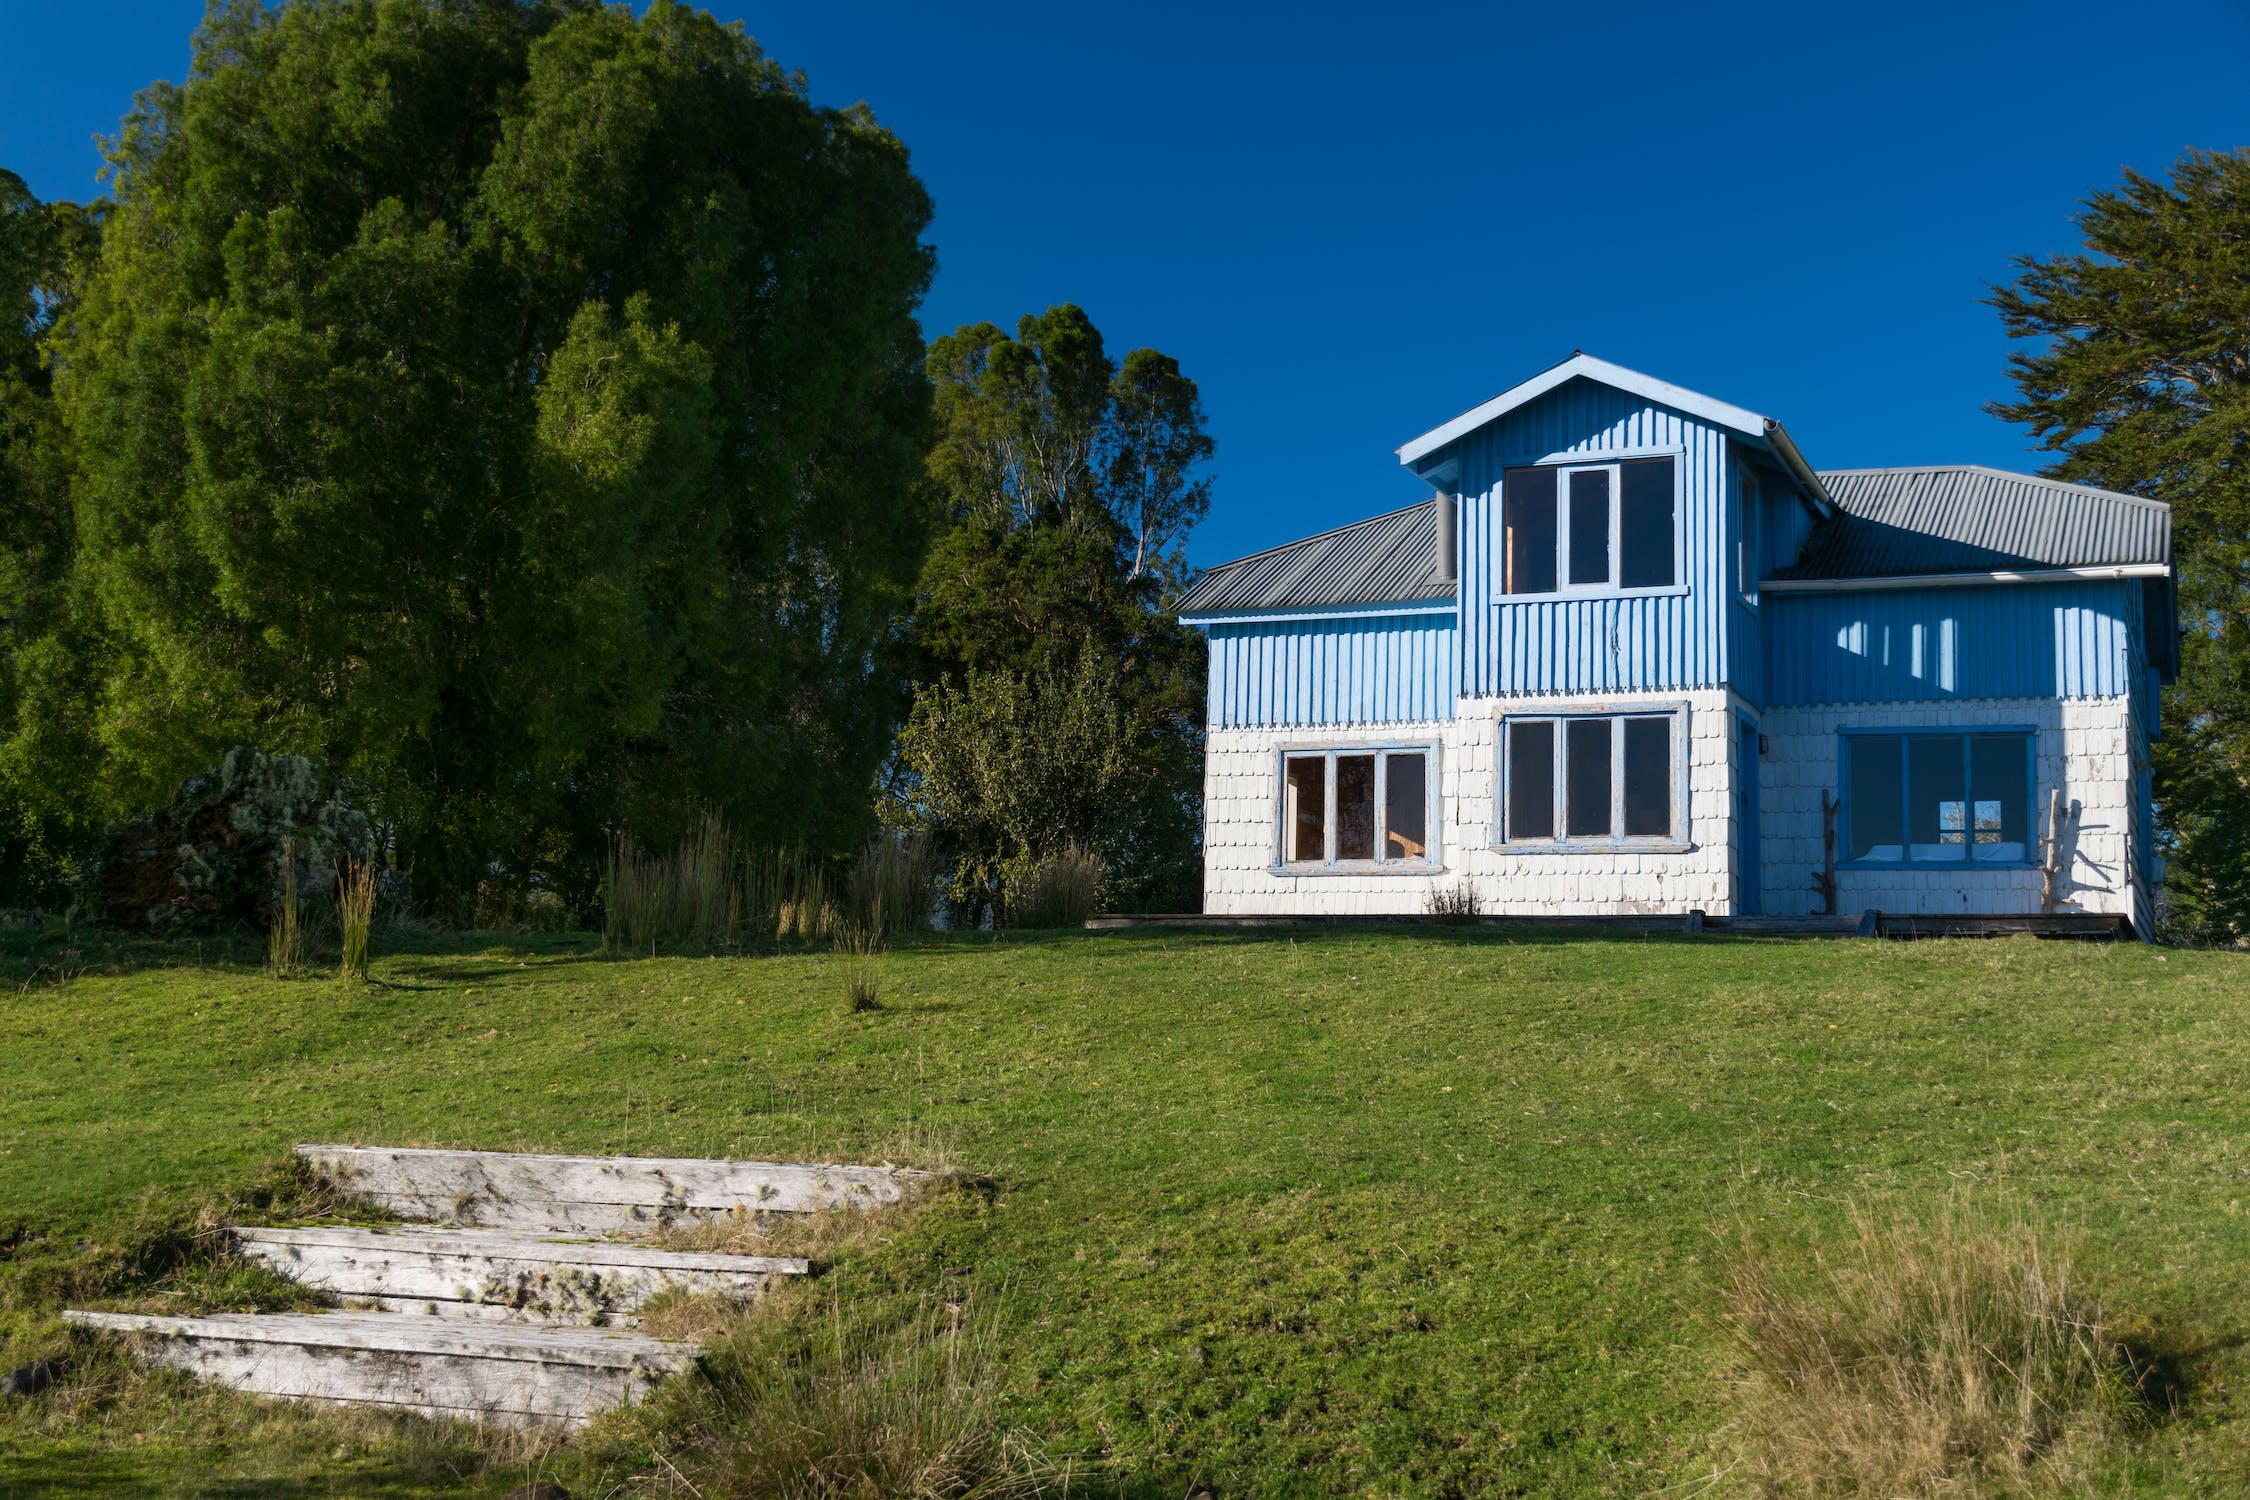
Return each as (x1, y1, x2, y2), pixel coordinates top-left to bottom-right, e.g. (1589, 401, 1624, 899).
(1178, 501, 1448, 615)
(1783, 465, 2171, 580)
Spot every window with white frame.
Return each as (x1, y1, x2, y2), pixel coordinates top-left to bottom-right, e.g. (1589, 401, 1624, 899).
(1501, 710, 1682, 845)
(1278, 746, 1435, 868)
(1737, 467, 1763, 605)
(1502, 456, 1677, 595)
(1844, 730, 2033, 864)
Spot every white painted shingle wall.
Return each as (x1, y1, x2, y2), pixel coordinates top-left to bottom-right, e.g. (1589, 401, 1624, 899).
(1202, 691, 1743, 916)
(1752, 695, 2137, 919)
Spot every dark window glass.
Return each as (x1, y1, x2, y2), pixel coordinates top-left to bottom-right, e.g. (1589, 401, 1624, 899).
(1908, 734, 1967, 855)
(1285, 756, 1326, 862)
(1567, 468, 1612, 586)
(1623, 717, 1671, 837)
(1384, 752, 1428, 861)
(1503, 467, 1557, 594)
(1848, 735, 1904, 860)
(1507, 721, 1554, 839)
(1620, 458, 1676, 588)
(1565, 718, 1613, 837)
(1336, 754, 1376, 860)
(1969, 733, 2030, 861)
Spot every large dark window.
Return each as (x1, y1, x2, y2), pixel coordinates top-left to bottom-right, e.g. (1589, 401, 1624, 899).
(1504, 712, 1678, 844)
(1506, 721, 1555, 840)
(1620, 459, 1677, 589)
(1567, 469, 1612, 586)
(1845, 731, 2033, 864)
(1502, 457, 1675, 594)
(1503, 466, 1557, 594)
(1280, 747, 1435, 867)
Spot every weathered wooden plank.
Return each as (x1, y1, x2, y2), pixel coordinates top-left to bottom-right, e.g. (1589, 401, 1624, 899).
(62, 1310, 695, 1426)
(297, 1145, 920, 1230)
(231, 1225, 806, 1323)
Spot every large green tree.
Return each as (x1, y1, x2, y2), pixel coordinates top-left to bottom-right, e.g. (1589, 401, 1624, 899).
(19, 0, 936, 915)
(1989, 147, 2250, 940)
(0, 171, 98, 905)
(903, 305, 1209, 917)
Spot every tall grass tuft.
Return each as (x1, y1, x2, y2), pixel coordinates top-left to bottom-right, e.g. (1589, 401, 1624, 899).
(630, 1292, 1045, 1499)
(846, 829, 938, 940)
(1426, 880, 1484, 923)
(266, 837, 303, 976)
(336, 859, 377, 980)
(839, 903, 884, 1013)
(1006, 847, 1103, 929)
(605, 812, 744, 954)
(1716, 1193, 2154, 1496)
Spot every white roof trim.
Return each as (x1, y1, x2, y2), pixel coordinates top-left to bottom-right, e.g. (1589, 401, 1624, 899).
(1764, 563, 2171, 594)
(1396, 353, 1771, 467)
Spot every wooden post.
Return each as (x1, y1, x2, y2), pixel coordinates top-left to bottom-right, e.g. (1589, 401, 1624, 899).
(2039, 786, 2065, 913)
(1814, 789, 1839, 916)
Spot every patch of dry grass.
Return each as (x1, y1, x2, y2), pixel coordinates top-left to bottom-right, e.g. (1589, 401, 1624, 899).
(1715, 1192, 2157, 1496)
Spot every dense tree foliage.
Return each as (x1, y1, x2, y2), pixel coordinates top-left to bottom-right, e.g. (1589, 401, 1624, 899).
(1989, 148, 2250, 941)
(0, 171, 98, 906)
(5, 0, 936, 917)
(901, 306, 1208, 917)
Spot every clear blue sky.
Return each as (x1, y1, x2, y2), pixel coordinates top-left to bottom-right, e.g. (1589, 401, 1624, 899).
(3, 1, 2246, 567)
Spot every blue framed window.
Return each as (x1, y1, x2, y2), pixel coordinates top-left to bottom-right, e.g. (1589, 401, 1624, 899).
(1842, 729, 2035, 865)
(1276, 744, 1438, 871)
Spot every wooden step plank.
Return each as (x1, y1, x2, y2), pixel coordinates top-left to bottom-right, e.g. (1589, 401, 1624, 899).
(362, 1295, 642, 1328)
(298, 1145, 918, 1231)
(63, 1310, 695, 1427)
(230, 1224, 804, 1323)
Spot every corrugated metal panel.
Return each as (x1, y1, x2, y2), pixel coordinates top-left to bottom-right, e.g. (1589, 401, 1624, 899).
(1208, 613, 1457, 727)
(1454, 378, 1726, 696)
(1178, 502, 1448, 614)
(1767, 581, 2136, 705)
(1787, 466, 2170, 579)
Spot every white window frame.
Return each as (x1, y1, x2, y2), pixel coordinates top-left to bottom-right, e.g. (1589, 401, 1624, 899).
(1494, 701, 1693, 852)
(1495, 448, 1687, 602)
(1272, 741, 1443, 874)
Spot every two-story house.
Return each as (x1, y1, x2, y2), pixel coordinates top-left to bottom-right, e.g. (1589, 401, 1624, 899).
(1177, 354, 2175, 934)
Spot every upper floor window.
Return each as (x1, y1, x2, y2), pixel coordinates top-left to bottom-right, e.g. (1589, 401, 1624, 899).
(1279, 745, 1435, 870)
(1502, 456, 1676, 596)
(1844, 730, 2033, 864)
(1737, 468, 1763, 605)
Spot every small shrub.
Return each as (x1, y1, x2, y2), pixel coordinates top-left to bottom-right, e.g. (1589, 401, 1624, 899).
(1006, 847, 1102, 929)
(1716, 1193, 2154, 1496)
(265, 838, 303, 975)
(1426, 880, 1483, 923)
(335, 859, 377, 980)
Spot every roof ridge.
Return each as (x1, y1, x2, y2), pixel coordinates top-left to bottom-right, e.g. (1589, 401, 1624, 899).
(1195, 498, 1434, 575)
(1816, 464, 2172, 513)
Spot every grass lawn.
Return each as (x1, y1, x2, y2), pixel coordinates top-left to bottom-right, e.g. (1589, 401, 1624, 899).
(3, 926, 2249, 1496)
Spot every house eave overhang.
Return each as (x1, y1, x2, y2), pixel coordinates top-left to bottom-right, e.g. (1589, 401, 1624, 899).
(1763, 563, 2171, 594)
(1179, 596, 1458, 629)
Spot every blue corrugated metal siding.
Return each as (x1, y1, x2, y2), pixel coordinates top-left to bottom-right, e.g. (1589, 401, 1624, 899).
(1209, 613, 1457, 727)
(1452, 378, 1727, 696)
(1767, 581, 2137, 704)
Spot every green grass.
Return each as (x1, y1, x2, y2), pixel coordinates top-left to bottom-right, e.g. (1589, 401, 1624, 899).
(3, 926, 2249, 1495)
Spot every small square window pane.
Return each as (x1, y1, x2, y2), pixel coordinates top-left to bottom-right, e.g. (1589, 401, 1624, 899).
(1908, 735, 1967, 860)
(1568, 469, 1612, 586)
(1566, 718, 1613, 837)
(1619, 459, 1675, 588)
(1503, 467, 1557, 595)
(1285, 756, 1326, 862)
(1848, 736, 1904, 860)
(1384, 753, 1427, 861)
(1336, 754, 1376, 860)
(1508, 721, 1555, 840)
(1623, 717, 1671, 837)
